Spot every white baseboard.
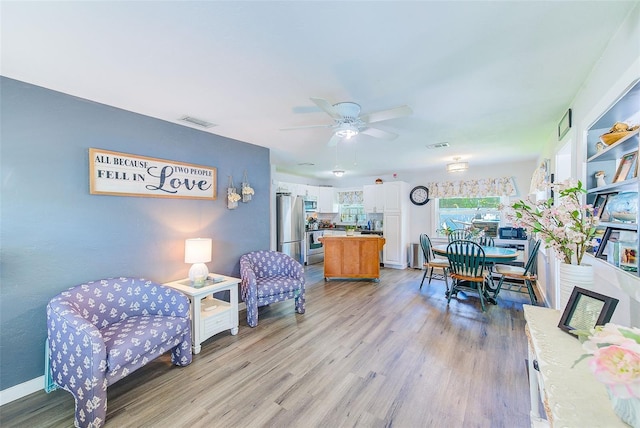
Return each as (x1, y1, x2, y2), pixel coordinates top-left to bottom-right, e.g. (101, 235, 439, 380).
(0, 375, 44, 406)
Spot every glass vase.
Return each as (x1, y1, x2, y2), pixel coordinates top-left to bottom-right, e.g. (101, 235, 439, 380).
(607, 387, 640, 428)
(227, 187, 238, 210)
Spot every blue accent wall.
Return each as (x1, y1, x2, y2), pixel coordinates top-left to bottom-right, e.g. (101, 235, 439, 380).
(0, 77, 271, 389)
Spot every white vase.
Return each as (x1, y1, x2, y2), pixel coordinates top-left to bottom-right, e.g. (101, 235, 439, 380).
(559, 262, 594, 309)
(607, 387, 640, 428)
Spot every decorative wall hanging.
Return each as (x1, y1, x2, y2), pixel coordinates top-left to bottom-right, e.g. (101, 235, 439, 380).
(529, 159, 550, 194)
(558, 108, 572, 140)
(227, 176, 240, 209)
(241, 170, 254, 203)
(89, 148, 216, 200)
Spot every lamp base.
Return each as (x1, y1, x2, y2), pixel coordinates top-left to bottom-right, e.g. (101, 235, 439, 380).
(189, 263, 209, 287)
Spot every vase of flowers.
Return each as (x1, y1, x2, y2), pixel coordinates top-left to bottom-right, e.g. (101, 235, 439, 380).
(227, 176, 240, 209)
(507, 179, 599, 265)
(241, 171, 254, 203)
(574, 324, 640, 427)
(227, 187, 240, 209)
(507, 179, 599, 304)
(242, 184, 254, 202)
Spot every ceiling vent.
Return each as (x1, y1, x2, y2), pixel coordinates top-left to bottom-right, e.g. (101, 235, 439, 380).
(427, 142, 450, 149)
(179, 116, 217, 128)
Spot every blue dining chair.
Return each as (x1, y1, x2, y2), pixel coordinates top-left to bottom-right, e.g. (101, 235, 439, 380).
(477, 236, 495, 246)
(448, 229, 469, 242)
(446, 240, 489, 311)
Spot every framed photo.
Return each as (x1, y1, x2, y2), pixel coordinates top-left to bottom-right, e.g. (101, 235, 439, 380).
(558, 108, 572, 140)
(592, 192, 616, 220)
(595, 226, 621, 259)
(613, 151, 638, 183)
(619, 242, 638, 272)
(558, 286, 618, 336)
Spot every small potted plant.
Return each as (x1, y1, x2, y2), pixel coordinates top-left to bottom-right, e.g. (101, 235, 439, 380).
(345, 225, 356, 236)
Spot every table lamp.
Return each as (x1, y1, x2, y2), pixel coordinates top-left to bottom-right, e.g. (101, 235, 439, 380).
(185, 238, 212, 287)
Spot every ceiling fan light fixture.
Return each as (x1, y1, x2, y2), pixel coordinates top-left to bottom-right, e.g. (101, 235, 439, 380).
(332, 169, 345, 177)
(334, 123, 359, 139)
(446, 157, 468, 173)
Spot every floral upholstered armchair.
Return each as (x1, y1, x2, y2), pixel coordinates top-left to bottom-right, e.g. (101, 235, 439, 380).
(240, 250, 305, 327)
(46, 277, 192, 428)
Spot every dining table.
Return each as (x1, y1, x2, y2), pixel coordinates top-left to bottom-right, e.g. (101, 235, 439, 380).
(432, 243, 519, 304)
(432, 244, 519, 264)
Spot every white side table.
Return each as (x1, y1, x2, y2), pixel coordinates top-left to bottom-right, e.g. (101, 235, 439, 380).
(164, 274, 240, 354)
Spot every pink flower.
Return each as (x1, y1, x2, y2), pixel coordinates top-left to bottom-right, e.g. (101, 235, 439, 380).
(588, 345, 640, 398)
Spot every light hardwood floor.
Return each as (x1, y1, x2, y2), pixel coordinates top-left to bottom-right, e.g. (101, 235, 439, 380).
(0, 265, 533, 428)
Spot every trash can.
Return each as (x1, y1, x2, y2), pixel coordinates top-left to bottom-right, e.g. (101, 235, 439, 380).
(408, 243, 424, 269)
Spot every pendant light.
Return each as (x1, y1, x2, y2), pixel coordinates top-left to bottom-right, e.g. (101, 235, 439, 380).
(446, 157, 468, 173)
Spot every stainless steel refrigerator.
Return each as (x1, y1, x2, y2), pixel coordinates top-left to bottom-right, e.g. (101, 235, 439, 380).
(276, 193, 305, 264)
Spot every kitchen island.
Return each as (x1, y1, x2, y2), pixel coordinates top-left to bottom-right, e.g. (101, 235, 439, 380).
(319, 235, 385, 281)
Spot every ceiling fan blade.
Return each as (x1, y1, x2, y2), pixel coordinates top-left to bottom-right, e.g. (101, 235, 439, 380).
(310, 97, 342, 120)
(280, 124, 332, 131)
(327, 134, 341, 147)
(360, 105, 412, 124)
(360, 127, 398, 140)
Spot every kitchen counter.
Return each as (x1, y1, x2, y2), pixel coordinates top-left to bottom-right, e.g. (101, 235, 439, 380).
(319, 235, 385, 281)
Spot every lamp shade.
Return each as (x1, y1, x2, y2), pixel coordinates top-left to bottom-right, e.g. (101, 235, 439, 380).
(184, 238, 212, 263)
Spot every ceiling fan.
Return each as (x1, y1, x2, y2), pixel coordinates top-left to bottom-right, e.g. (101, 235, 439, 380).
(282, 98, 412, 146)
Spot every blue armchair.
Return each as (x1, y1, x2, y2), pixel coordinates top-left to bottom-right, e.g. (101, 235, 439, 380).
(46, 277, 192, 428)
(240, 250, 305, 327)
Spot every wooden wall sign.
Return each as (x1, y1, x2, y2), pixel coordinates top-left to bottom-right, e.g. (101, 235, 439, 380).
(89, 148, 217, 200)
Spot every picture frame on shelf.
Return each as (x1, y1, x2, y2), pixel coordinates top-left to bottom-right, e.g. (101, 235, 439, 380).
(558, 286, 619, 336)
(619, 241, 638, 273)
(612, 151, 638, 183)
(595, 226, 637, 261)
(592, 192, 617, 220)
(595, 226, 621, 260)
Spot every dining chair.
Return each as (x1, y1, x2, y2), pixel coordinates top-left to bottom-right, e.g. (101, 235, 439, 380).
(448, 229, 469, 242)
(493, 240, 542, 304)
(446, 240, 490, 311)
(477, 236, 495, 246)
(419, 233, 449, 292)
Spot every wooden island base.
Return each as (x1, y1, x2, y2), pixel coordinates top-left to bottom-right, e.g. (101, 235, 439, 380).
(319, 235, 386, 281)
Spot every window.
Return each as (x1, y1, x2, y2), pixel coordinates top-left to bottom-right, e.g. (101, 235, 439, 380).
(437, 196, 503, 237)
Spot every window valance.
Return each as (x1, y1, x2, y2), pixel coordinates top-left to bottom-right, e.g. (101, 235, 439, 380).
(426, 177, 517, 198)
(337, 190, 363, 204)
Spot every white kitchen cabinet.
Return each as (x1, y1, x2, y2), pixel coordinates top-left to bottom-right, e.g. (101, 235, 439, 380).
(363, 184, 384, 213)
(317, 186, 337, 213)
(306, 185, 319, 199)
(383, 181, 406, 212)
(382, 181, 410, 269)
(277, 181, 300, 196)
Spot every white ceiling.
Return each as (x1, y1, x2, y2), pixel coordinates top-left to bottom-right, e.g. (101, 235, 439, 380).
(1, 1, 636, 180)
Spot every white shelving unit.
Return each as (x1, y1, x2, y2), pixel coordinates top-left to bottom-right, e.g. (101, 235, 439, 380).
(585, 78, 640, 275)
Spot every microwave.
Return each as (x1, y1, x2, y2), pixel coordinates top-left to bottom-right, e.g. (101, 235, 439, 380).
(304, 198, 317, 212)
(499, 227, 527, 240)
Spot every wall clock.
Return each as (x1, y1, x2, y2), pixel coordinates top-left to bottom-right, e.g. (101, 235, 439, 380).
(410, 185, 430, 205)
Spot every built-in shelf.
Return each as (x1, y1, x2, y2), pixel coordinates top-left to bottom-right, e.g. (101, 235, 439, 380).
(586, 78, 640, 275)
